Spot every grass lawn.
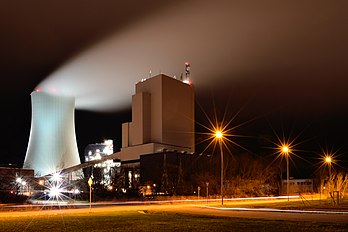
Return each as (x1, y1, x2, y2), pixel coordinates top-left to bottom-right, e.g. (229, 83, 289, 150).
(207, 197, 348, 211)
(0, 207, 347, 232)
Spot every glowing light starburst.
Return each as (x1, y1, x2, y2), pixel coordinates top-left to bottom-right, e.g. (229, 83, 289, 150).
(195, 97, 255, 158)
(324, 156, 332, 164)
(264, 121, 313, 168)
(31, 171, 82, 205)
(282, 146, 289, 154)
(215, 130, 223, 140)
(276, 141, 295, 161)
(48, 184, 63, 199)
(315, 145, 344, 173)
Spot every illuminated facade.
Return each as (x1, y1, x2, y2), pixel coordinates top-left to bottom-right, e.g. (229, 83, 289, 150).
(83, 140, 121, 188)
(120, 74, 195, 161)
(84, 139, 114, 162)
(23, 91, 81, 177)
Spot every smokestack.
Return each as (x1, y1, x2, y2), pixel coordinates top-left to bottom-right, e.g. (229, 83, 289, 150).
(23, 91, 81, 177)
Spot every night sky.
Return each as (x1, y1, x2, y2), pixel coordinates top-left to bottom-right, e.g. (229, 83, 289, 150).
(0, 1, 347, 177)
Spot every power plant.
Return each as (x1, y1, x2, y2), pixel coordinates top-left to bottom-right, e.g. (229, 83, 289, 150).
(14, 72, 198, 196)
(23, 90, 81, 177)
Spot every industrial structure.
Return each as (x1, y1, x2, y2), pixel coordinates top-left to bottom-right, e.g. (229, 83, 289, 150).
(23, 91, 81, 177)
(120, 73, 195, 161)
(6, 72, 197, 199)
(84, 139, 114, 162)
(115, 74, 195, 191)
(1, 69, 315, 201)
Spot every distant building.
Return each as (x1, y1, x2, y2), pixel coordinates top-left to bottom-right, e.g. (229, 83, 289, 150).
(83, 140, 121, 187)
(282, 178, 313, 194)
(84, 139, 114, 162)
(0, 167, 34, 196)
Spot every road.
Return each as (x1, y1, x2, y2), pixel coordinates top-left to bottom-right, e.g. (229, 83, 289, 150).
(1, 202, 348, 224)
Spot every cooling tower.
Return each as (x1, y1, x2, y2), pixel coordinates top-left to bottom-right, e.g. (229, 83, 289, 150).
(23, 91, 81, 177)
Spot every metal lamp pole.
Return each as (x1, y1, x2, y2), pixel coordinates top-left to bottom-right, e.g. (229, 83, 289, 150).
(215, 130, 224, 206)
(281, 146, 290, 202)
(286, 153, 289, 201)
(220, 141, 224, 206)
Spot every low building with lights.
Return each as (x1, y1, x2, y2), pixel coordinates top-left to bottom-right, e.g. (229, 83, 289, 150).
(0, 167, 34, 197)
(83, 140, 121, 188)
(282, 178, 313, 194)
(84, 139, 114, 162)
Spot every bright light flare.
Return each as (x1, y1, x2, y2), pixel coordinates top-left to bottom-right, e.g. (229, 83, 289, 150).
(267, 129, 305, 166)
(274, 141, 296, 163)
(215, 130, 223, 139)
(49, 185, 62, 198)
(324, 156, 332, 164)
(281, 145, 289, 154)
(195, 97, 254, 159)
(52, 172, 62, 182)
(315, 146, 344, 172)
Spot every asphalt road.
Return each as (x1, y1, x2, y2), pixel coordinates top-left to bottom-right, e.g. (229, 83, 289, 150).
(1, 202, 348, 225)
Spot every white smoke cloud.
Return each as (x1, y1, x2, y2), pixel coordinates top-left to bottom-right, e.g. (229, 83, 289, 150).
(37, 0, 347, 112)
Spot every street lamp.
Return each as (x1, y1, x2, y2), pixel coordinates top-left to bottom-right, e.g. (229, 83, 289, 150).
(324, 155, 332, 194)
(324, 156, 332, 176)
(281, 145, 290, 201)
(215, 130, 224, 205)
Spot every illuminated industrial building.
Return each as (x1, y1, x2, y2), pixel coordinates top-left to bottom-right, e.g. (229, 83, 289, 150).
(23, 91, 81, 177)
(112, 73, 195, 192)
(84, 139, 114, 162)
(22, 73, 196, 195)
(120, 73, 195, 161)
(84, 140, 121, 187)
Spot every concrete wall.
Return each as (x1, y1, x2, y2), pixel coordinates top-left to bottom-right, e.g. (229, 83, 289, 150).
(162, 75, 194, 150)
(134, 74, 194, 150)
(131, 92, 151, 145)
(121, 74, 195, 162)
(136, 75, 163, 144)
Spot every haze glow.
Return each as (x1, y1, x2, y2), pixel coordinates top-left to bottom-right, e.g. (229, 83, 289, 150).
(37, 0, 347, 112)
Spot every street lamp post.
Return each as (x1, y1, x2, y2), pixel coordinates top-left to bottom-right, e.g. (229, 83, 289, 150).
(286, 152, 289, 201)
(325, 156, 332, 177)
(206, 182, 209, 205)
(220, 141, 224, 205)
(325, 156, 332, 195)
(282, 146, 290, 201)
(215, 130, 224, 205)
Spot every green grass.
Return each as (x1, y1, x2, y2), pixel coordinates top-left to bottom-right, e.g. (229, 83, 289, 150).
(0, 209, 347, 232)
(209, 198, 348, 211)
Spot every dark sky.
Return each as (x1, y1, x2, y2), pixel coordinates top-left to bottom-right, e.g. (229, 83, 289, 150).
(0, 0, 347, 177)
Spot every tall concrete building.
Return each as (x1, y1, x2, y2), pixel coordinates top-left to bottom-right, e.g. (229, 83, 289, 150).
(120, 74, 195, 161)
(23, 91, 81, 177)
